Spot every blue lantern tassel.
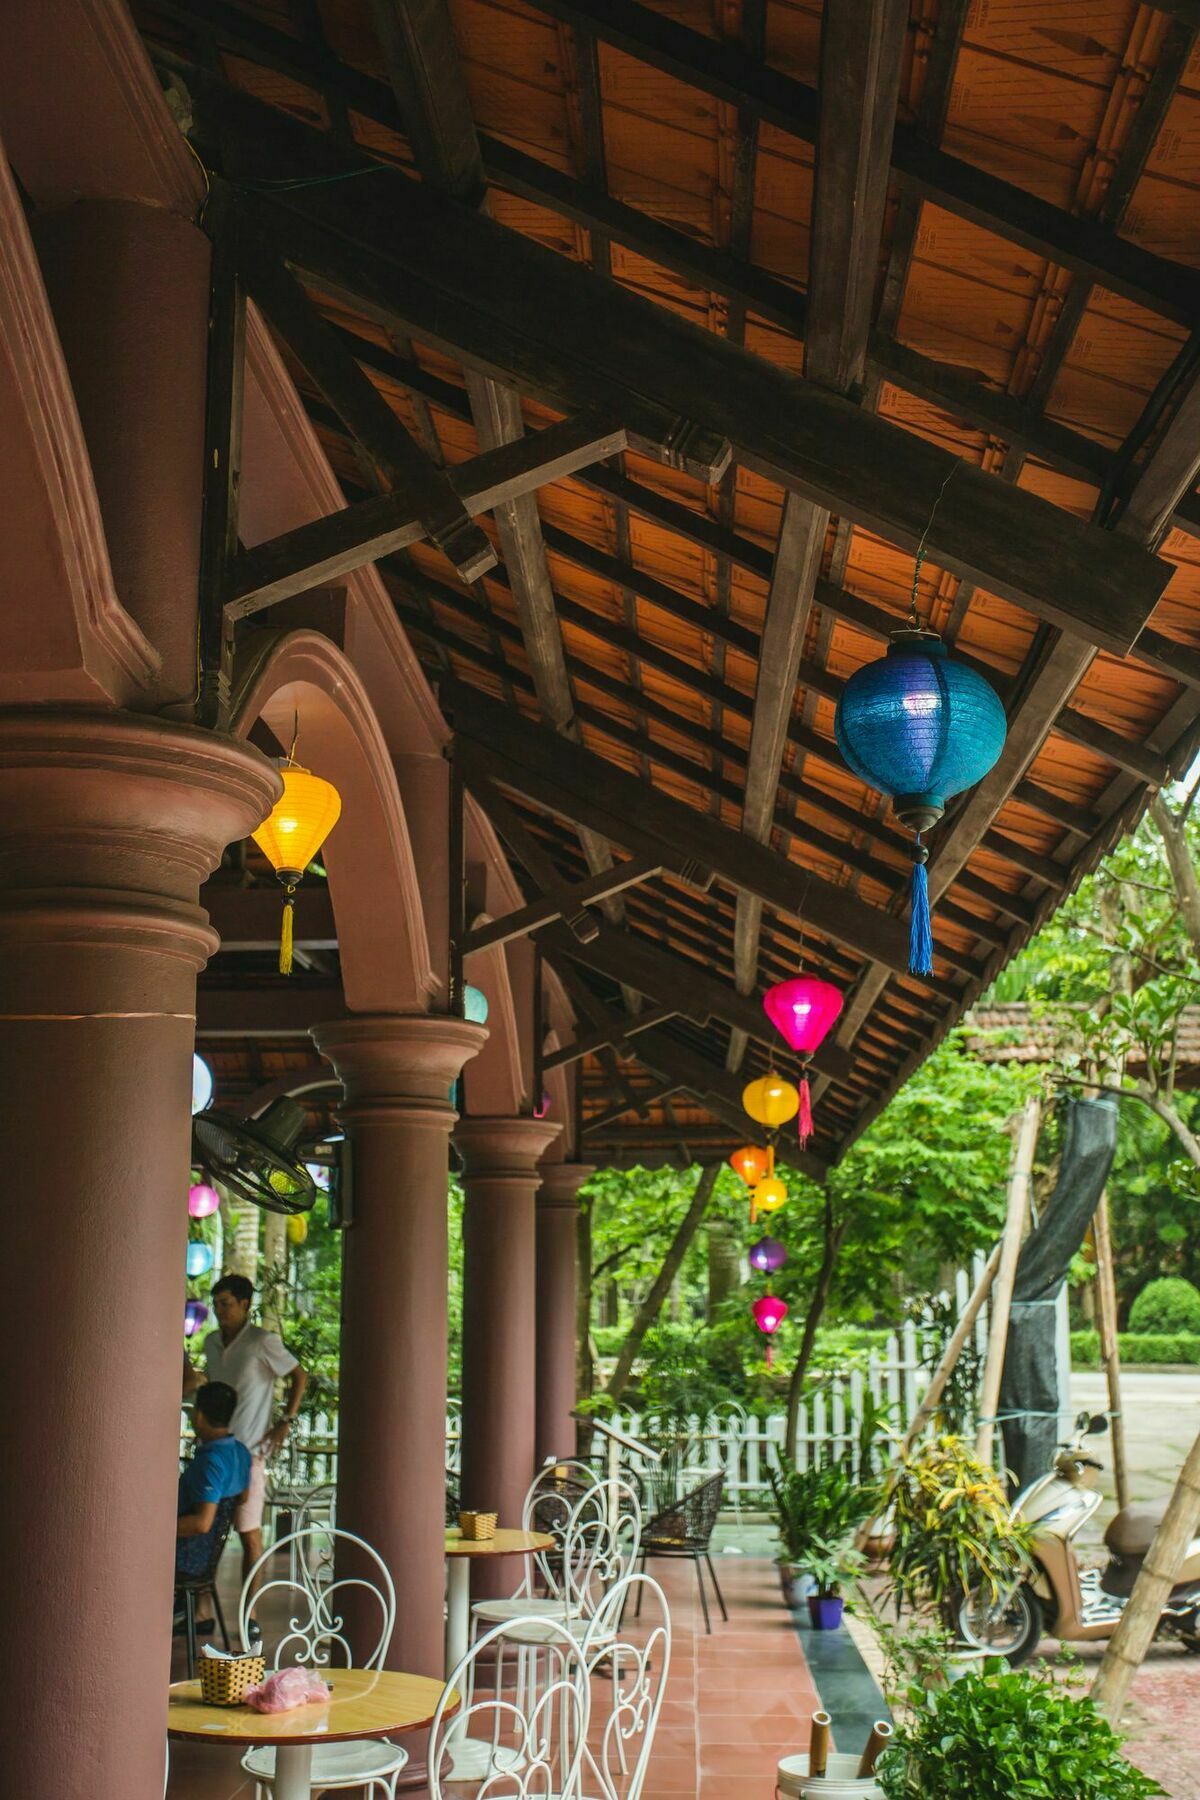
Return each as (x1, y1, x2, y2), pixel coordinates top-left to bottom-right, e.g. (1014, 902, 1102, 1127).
(909, 842, 933, 975)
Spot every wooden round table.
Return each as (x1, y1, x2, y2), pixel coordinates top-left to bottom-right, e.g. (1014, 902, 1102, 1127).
(443, 1528, 556, 1781)
(443, 1528, 555, 1675)
(167, 1667, 454, 1800)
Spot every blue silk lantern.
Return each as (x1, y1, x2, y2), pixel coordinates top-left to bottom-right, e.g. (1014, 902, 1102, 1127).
(464, 984, 489, 1024)
(834, 630, 1006, 973)
(186, 1240, 214, 1279)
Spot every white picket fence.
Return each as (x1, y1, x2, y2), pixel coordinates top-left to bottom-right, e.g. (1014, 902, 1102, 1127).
(265, 1256, 988, 1505)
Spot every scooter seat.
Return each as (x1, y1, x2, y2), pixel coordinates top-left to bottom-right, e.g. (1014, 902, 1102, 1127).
(1105, 1501, 1168, 1559)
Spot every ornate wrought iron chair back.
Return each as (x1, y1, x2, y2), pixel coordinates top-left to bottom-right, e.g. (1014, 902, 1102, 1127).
(239, 1526, 396, 1671)
(564, 1474, 643, 1621)
(527, 1457, 602, 1596)
(430, 1615, 591, 1800)
(583, 1573, 671, 1800)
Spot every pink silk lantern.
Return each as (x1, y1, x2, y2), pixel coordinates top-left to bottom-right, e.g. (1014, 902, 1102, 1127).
(188, 1182, 220, 1219)
(752, 1294, 789, 1336)
(761, 976, 843, 1147)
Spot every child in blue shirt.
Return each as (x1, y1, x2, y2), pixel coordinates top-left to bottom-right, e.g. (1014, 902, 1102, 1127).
(176, 1381, 251, 1579)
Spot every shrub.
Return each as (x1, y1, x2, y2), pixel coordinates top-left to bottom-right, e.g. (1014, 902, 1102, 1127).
(885, 1434, 1034, 1614)
(1120, 1331, 1200, 1365)
(877, 1663, 1163, 1798)
(1071, 1328, 1200, 1367)
(1129, 1276, 1200, 1335)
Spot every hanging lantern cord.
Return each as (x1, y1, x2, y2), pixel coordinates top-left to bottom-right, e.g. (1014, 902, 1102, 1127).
(908, 463, 959, 630)
(910, 836, 933, 976)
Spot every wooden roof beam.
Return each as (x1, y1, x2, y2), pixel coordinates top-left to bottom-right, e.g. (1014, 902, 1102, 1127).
(228, 412, 627, 619)
(234, 221, 494, 584)
(521, 0, 1200, 326)
(544, 1005, 681, 1073)
(727, 0, 907, 1074)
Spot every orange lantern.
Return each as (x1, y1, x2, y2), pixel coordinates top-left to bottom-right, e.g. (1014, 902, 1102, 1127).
(742, 1073, 800, 1129)
(729, 1144, 770, 1188)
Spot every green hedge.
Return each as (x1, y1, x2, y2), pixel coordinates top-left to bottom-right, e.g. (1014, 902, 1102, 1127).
(1128, 1276, 1200, 1335)
(1071, 1329, 1200, 1368)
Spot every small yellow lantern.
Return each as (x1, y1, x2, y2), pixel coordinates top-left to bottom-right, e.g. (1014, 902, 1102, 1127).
(742, 1073, 800, 1129)
(251, 761, 342, 974)
(754, 1176, 787, 1213)
(286, 1212, 309, 1246)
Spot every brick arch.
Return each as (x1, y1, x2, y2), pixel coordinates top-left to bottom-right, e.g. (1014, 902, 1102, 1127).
(231, 629, 436, 1013)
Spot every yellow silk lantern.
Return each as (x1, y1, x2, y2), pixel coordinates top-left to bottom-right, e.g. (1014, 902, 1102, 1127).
(742, 1073, 800, 1129)
(754, 1176, 787, 1213)
(286, 1213, 309, 1246)
(251, 762, 342, 974)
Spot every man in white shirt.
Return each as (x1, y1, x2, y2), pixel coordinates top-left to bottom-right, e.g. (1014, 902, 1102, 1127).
(183, 1272, 308, 1584)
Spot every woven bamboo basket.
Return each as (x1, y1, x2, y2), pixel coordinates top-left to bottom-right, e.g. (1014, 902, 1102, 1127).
(199, 1653, 266, 1707)
(458, 1510, 498, 1542)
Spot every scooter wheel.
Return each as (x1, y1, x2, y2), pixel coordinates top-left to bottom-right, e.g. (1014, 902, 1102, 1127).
(1181, 1632, 1200, 1655)
(949, 1582, 1043, 1667)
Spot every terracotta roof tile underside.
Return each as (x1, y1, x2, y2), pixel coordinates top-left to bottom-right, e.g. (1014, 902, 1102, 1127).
(135, 0, 1200, 1170)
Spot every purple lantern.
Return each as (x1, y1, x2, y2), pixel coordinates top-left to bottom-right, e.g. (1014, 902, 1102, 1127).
(533, 1091, 552, 1119)
(748, 1236, 787, 1275)
(188, 1181, 220, 1219)
(184, 1299, 209, 1338)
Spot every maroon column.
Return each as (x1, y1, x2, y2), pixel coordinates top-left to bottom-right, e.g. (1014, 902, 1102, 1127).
(312, 1015, 486, 1677)
(0, 710, 277, 1800)
(536, 1163, 594, 1466)
(457, 1117, 561, 1537)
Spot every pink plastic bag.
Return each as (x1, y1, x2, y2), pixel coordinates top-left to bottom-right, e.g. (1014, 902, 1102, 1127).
(243, 1667, 332, 1713)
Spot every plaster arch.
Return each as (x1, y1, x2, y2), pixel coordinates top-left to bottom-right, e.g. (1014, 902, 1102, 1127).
(461, 928, 525, 1116)
(231, 629, 436, 1014)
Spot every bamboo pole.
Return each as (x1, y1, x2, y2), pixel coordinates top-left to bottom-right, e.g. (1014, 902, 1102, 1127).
(1091, 1193, 1130, 1511)
(1092, 1422, 1200, 1720)
(975, 1095, 1041, 1467)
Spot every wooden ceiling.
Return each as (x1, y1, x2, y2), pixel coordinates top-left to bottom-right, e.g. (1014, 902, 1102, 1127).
(134, 0, 1200, 1171)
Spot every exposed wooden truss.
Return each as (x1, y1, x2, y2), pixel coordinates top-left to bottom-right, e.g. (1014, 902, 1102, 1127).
(132, 0, 1200, 1168)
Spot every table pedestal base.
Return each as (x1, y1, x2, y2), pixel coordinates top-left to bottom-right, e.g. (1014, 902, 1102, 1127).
(271, 1743, 314, 1800)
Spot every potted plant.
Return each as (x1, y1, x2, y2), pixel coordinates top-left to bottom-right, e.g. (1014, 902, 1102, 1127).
(876, 1663, 1163, 1798)
(803, 1535, 865, 1631)
(882, 1434, 1033, 1625)
(769, 1455, 875, 1605)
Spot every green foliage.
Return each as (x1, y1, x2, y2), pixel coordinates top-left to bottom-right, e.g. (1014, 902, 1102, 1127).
(908, 1290, 983, 1436)
(1128, 1274, 1200, 1334)
(885, 1435, 1034, 1615)
(1072, 1328, 1200, 1366)
(769, 1455, 877, 1566)
(877, 1664, 1163, 1798)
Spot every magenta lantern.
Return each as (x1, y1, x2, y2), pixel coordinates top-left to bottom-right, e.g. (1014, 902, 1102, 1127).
(763, 975, 843, 1054)
(184, 1299, 209, 1338)
(533, 1092, 552, 1120)
(748, 1236, 788, 1275)
(761, 975, 843, 1149)
(188, 1181, 220, 1219)
(752, 1294, 789, 1336)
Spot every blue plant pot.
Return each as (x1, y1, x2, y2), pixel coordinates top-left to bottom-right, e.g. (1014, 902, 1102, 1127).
(807, 1594, 845, 1631)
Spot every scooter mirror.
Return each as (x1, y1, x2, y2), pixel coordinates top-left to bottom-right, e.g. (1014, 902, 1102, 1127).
(1088, 1413, 1109, 1435)
(1075, 1410, 1091, 1431)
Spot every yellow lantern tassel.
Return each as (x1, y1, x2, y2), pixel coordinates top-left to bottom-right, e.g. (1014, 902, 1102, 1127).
(279, 887, 296, 976)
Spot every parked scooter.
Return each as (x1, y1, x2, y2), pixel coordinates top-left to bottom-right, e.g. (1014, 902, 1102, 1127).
(951, 1411, 1200, 1665)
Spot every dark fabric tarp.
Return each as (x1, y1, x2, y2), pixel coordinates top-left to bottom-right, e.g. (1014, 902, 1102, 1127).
(998, 1097, 1118, 1493)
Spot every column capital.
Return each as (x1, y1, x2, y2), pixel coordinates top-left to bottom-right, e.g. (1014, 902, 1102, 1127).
(0, 709, 278, 1005)
(456, 1114, 562, 1180)
(538, 1162, 595, 1209)
(313, 1012, 487, 1120)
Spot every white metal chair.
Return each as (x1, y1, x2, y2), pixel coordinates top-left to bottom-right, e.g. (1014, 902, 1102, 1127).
(471, 1472, 642, 1639)
(237, 1526, 405, 1800)
(430, 1614, 591, 1800)
(583, 1573, 671, 1800)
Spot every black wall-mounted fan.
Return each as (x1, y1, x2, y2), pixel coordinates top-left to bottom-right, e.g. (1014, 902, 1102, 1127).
(192, 1097, 317, 1216)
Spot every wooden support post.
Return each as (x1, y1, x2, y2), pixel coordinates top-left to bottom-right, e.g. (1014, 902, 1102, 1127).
(1092, 1423, 1200, 1721)
(1093, 1192, 1130, 1511)
(975, 1095, 1042, 1467)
